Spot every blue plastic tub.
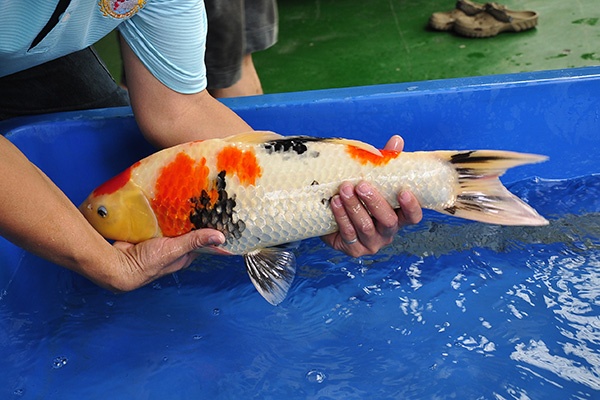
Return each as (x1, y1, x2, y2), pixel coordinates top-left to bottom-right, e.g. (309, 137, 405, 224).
(1, 67, 599, 398)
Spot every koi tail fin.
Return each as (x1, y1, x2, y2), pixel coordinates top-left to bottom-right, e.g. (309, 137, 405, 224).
(439, 150, 549, 226)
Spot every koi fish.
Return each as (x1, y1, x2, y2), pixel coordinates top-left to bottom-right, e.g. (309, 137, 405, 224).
(79, 132, 548, 305)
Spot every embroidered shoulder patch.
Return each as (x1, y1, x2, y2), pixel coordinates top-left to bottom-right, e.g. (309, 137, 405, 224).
(99, 0, 147, 19)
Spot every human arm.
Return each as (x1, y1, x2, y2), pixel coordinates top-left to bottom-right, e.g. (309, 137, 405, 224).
(322, 135, 423, 256)
(0, 136, 225, 291)
(120, 36, 252, 148)
(119, 3, 421, 258)
(122, 42, 422, 256)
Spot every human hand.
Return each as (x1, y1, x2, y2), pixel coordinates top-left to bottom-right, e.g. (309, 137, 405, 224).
(103, 229, 225, 292)
(321, 135, 423, 257)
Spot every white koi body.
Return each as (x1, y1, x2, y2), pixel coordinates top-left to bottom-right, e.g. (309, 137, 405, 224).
(80, 132, 548, 304)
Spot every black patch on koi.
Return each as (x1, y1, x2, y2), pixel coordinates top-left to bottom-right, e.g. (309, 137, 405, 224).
(321, 197, 332, 206)
(308, 180, 330, 205)
(189, 170, 246, 242)
(263, 136, 325, 156)
(444, 206, 457, 215)
(450, 152, 507, 165)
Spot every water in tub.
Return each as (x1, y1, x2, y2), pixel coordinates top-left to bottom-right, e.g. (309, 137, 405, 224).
(1, 174, 599, 399)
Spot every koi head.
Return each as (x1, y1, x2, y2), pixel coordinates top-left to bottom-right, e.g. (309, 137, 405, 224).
(79, 168, 160, 243)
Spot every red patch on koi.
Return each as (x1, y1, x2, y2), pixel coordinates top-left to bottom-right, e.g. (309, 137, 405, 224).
(346, 146, 400, 166)
(216, 146, 262, 186)
(151, 152, 214, 237)
(92, 162, 139, 196)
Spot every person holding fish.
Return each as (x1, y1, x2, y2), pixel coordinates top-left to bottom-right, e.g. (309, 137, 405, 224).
(0, 1, 423, 293)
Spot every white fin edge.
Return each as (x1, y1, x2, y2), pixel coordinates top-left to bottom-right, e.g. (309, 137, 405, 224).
(325, 138, 383, 157)
(244, 247, 297, 306)
(224, 131, 285, 144)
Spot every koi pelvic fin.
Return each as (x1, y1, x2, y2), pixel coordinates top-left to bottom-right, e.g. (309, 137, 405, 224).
(244, 246, 297, 305)
(439, 150, 549, 226)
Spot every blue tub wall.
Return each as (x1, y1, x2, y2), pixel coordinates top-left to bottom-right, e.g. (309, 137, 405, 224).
(226, 67, 600, 181)
(2, 66, 598, 186)
(1, 67, 599, 304)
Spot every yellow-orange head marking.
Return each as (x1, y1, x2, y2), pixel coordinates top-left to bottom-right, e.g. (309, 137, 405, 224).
(79, 162, 160, 243)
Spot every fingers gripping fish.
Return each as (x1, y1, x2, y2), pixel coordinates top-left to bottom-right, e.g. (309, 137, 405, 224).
(79, 132, 548, 305)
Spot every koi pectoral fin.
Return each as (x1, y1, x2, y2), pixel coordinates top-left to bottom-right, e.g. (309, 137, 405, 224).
(244, 247, 297, 306)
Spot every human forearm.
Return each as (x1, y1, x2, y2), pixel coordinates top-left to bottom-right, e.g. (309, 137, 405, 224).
(118, 40, 423, 259)
(0, 136, 118, 283)
(132, 88, 252, 148)
(120, 38, 252, 148)
(0, 136, 225, 291)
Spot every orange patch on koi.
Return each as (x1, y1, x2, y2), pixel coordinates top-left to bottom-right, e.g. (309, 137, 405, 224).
(151, 152, 212, 237)
(216, 146, 262, 186)
(92, 161, 140, 196)
(346, 146, 400, 166)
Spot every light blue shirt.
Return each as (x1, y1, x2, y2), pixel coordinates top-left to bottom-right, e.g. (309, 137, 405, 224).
(0, 0, 207, 94)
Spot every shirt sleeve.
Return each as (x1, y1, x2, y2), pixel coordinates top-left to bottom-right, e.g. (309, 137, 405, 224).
(118, 0, 207, 94)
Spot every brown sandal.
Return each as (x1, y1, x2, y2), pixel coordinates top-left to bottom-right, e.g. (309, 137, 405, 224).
(453, 3, 538, 38)
(429, 0, 486, 31)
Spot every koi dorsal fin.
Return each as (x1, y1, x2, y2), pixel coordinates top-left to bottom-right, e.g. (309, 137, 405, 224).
(325, 138, 383, 157)
(224, 132, 383, 157)
(224, 131, 285, 144)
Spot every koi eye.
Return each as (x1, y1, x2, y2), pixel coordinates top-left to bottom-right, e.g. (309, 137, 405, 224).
(97, 206, 108, 218)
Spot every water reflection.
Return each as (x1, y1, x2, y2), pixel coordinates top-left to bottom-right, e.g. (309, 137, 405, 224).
(510, 251, 600, 391)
